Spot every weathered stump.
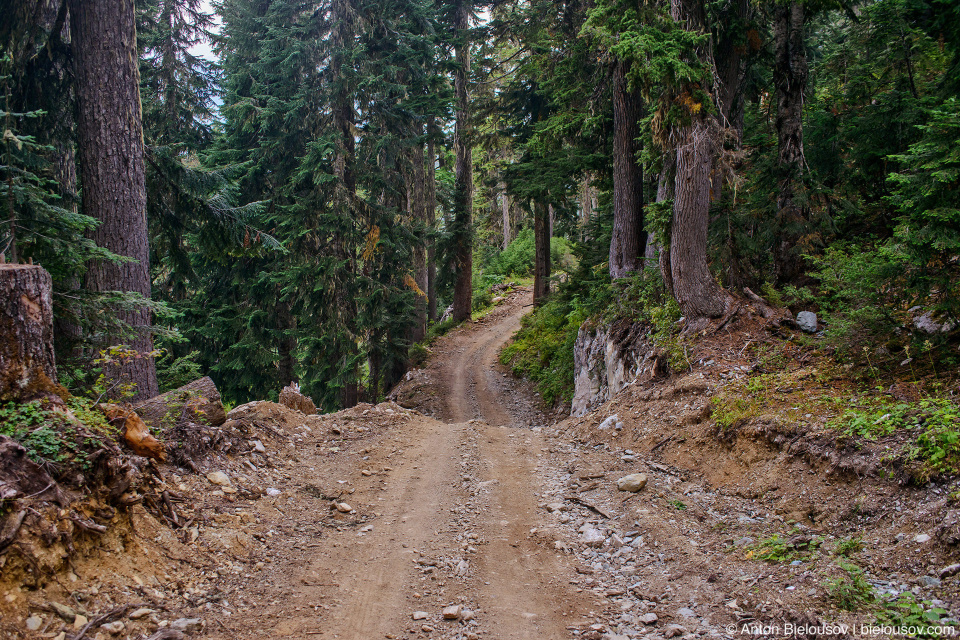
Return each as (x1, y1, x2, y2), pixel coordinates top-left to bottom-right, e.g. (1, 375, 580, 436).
(0, 264, 61, 402)
(135, 376, 227, 429)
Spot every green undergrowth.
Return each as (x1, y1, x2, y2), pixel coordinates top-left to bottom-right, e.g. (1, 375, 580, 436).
(499, 296, 587, 406)
(0, 397, 115, 480)
(499, 268, 684, 408)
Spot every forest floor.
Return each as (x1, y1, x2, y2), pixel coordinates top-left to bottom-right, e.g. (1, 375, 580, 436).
(3, 287, 959, 640)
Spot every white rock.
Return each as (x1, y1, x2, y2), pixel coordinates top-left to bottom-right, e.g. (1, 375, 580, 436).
(335, 502, 352, 513)
(412, 611, 429, 620)
(265, 488, 282, 497)
(638, 613, 658, 624)
(26, 616, 43, 631)
(206, 471, 231, 487)
(915, 533, 931, 543)
(598, 415, 619, 430)
(251, 440, 266, 453)
(581, 527, 606, 547)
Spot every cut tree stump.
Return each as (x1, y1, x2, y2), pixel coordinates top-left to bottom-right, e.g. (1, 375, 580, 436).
(0, 264, 62, 402)
(135, 376, 227, 429)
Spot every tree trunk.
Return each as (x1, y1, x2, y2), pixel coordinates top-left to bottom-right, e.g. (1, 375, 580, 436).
(409, 138, 428, 344)
(135, 375, 226, 428)
(0, 264, 62, 403)
(773, 1, 807, 284)
(69, 0, 158, 400)
(670, 120, 728, 319)
(501, 183, 510, 250)
(426, 118, 438, 322)
(331, 0, 359, 408)
(656, 149, 676, 295)
(451, 0, 473, 323)
(714, 0, 750, 141)
(609, 59, 646, 280)
(533, 201, 551, 305)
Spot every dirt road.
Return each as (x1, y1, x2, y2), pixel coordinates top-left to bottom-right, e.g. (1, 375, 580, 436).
(206, 289, 596, 640)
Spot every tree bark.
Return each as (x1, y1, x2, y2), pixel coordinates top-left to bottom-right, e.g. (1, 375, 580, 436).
(69, 0, 158, 400)
(670, 120, 728, 319)
(426, 117, 438, 322)
(331, 0, 360, 407)
(501, 183, 510, 250)
(656, 149, 676, 295)
(773, 1, 807, 284)
(533, 201, 551, 305)
(0, 264, 62, 403)
(451, 0, 473, 323)
(409, 138, 428, 344)
(609, 59, 646, 280)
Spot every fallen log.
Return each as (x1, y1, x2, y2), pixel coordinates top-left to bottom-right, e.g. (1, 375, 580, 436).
(135, 376, 226, 429)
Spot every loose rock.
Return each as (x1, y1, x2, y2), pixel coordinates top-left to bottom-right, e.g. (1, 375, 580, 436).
(25, 615, 42, 631)
(100, 620, 125, 635)
(171, 618, 203, 633)
(442, 604, 463, 620)
(412, 611, 429, 620)
(797, 311, 817, 333)
(206, 471, 231, 487)
(616, 473, 648, 493)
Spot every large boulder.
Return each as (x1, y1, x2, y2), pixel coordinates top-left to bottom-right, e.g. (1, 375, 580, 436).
(136, 376, 226, 429)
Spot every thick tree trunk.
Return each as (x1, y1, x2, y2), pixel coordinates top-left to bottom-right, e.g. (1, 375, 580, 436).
(451, 0, 473, 323)
(714, 0, 750, 140)
(533, 201, 551, 305)
(69, 0, 158, 400)
(670, 120, 728, 319)
(501, 184, 510, 250)
(426, 119, 438, 322)
(609, 59, 646, 280)
(331, 0, 360, 408)
(409, 139, 428, 344)
(0, 264, 62, 403)
(656, 149, 676, 295)
(773, 1, 807, 284)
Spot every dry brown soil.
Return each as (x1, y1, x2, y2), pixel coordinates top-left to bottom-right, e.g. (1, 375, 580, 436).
(3, 286, 959, 640)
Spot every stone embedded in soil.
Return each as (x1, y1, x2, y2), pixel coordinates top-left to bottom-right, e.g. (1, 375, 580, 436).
(581, 527, 606, 547)
(940, 564, 960, 579)
(797, 311, 817, 332)
(638, 613, 659, 624)
(442, 604, 463, 620)
(915, 533, 931, 543)
(25, 615, 42, 631)
(73, 615, 88, 629)
(412, 611, 429, 620)
(616, 473, 648, 493)
(48, 601, 77, 622)
(664, 623, 687, 638)
(676, 607, 696, 618)
(100, 620, 125, 635)
(206, 471, 231, 486)
(128, 608, 155, 620)
(171, 618, 203, 633)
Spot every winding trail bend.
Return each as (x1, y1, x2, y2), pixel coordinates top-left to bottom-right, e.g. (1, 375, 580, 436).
(212, 288, 595, 640)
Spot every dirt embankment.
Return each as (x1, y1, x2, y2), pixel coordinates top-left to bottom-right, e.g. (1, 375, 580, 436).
(2, 286, 958, 640)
